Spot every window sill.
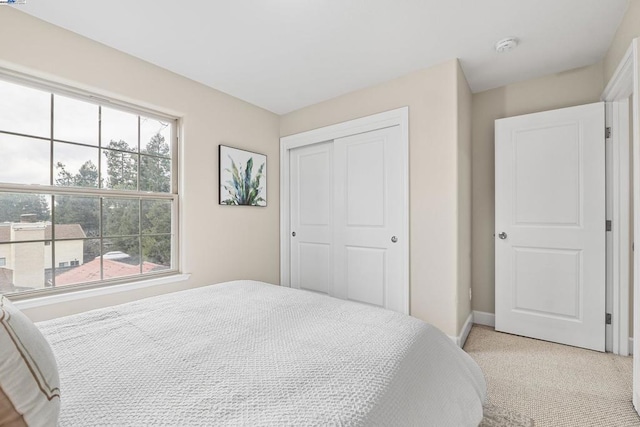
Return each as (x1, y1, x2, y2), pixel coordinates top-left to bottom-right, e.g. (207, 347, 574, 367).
(13, 273, 191, 311)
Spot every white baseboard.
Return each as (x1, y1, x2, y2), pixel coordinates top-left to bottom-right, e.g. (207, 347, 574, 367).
(451, 313, 474, 348)
(472, 310, 495, 327)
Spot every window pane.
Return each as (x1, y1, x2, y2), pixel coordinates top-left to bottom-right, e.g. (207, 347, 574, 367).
(0, 79, 50, 138)
(141, 199, 171, 234)
(0, 193, 51, 242)
(140, 117, 171, 157)
(0, 242, 48, 294)
(53, 239, 101, 287)
(54, 143, 99, 188)
(102, 236, 140, 279)
(142, 234, 171, 271)
(54, 195, 99, 238)
(101, 107, 137, 152)
(140, 156, 171, 193)
(0, 76, 177, 296)
(102, 198, 139, 236)
(101, 149, 138, 190)
(0, 134, 50, 185)
(53, 95, 98, 145)
(53, 241, 83, 270)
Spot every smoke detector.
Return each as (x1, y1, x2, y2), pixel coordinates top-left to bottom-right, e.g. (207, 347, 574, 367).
(495, 37, 518, 53)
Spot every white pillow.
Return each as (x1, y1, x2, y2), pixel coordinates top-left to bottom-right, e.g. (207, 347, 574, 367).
(0, 296, 60, 427)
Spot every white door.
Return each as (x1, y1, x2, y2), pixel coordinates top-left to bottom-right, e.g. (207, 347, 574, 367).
(289, 126, 407, 313)
(495, 102, 606, 351)
(333, 126, 405, 312)
(290, 141, 333, 295)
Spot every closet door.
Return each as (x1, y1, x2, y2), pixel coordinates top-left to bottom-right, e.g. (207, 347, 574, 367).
(333, 126, 405, 312)
(289, 141, 333, 295)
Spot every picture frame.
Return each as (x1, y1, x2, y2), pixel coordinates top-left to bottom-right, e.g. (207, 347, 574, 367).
(219, 145, 267, 206)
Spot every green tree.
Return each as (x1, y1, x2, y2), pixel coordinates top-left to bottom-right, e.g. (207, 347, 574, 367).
(53, 134, 172, 266)
(75, 161, 99, 188)
(139, 132, 172, 266)
(141, 199, 171, 267)
(104, 140, 137, 190)
(140, 133, 171, 193)
(54, 161, 101, 261)
(0, 193, 50, 223)
(100, 140, 139, 257)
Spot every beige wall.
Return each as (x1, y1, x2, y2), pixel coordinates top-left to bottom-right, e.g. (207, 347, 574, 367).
(605, 0, 640, 83)
(456, 62, 472, 332)
(0, 8, 281, 321)
(5, 3, 635, 334)
(471, 0, 640, 321)
(281, 59, 471, 337)
(471, 63, 605, 314)
(45, 240, 83, 269)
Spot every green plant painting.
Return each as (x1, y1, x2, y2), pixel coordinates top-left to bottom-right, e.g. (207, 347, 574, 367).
(219, 145, 267, 206)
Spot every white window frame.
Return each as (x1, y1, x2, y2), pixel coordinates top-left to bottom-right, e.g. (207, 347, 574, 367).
(0, 68, 184, 301)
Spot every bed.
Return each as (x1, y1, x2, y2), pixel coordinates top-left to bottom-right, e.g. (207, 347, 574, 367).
(31, 280, 486, 426)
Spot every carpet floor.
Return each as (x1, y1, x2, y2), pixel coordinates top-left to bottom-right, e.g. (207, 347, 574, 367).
(464, 325, 640, 427)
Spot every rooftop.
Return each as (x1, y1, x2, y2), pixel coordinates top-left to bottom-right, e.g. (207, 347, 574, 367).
(0, 223, 86, 242)
(54, 257, 166, 286)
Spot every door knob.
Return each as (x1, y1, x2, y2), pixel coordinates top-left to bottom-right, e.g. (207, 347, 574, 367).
(391, 236, 398, 243)
(498, 232, 507, 240)
(292, 231, 296, 237)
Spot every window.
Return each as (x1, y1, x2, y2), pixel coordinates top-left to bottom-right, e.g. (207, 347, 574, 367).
(0, 75, 178, 297)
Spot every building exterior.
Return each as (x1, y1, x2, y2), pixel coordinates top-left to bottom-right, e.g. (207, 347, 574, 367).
(0, 217, 85, 292)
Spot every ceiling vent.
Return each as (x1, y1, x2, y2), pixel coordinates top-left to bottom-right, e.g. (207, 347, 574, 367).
(495, 37, 519, 53)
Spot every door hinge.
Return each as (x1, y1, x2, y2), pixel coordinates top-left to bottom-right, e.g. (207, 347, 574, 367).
(606, 313, 612, 325)
(606, 220, 612, 232)
(606, 127, 612, 139)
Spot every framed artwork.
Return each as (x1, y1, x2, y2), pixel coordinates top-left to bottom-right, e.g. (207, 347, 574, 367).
(219, 145, 267, 206)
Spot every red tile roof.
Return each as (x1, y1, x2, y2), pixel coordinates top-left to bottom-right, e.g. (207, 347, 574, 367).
(54, 258, 164, 286)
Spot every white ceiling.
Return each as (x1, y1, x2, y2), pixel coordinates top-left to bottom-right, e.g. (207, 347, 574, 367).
(18, 0, 629, 114)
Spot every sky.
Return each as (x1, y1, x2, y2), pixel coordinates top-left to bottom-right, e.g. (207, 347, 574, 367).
(0, 79, 171, 187)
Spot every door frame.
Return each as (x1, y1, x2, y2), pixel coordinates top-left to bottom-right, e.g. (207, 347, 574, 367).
(602, 38, 640, 412)
(601, 38, 638, 358)
(279, 107, 410, 314)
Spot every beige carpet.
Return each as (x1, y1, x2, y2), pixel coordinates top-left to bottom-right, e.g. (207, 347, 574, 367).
(465, 325, 640, 427)
(481, 403, 534, 426)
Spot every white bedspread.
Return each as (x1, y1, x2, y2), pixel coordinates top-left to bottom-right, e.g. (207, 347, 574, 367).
(37, 280, 486, 426)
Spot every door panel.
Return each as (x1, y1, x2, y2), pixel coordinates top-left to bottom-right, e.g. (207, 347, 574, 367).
(298, 243, 330, 294)
(495, 102, 605, 351)
(290, 126, 405, 313)
(513, 247, 581, 319)
(514, 124, 581, 226)
(346, 246, 386, 307)
(290, 142, 332, 295)
(346, 139, 386, 227)
(334, 126, 404, 312)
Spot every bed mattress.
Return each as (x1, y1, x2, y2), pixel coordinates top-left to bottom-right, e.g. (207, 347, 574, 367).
(37, 280, 486, 426)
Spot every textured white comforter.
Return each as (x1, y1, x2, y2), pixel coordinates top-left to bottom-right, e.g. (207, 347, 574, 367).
(37, 280, 486, 426)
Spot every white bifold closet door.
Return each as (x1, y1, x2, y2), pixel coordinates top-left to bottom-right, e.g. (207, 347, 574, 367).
(290, 126, 405, 313)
